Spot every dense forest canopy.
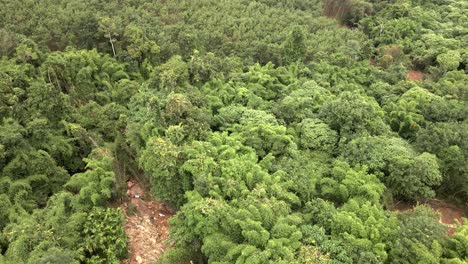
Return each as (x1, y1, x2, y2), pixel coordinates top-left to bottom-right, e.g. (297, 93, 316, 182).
(0, 0, 467, 263)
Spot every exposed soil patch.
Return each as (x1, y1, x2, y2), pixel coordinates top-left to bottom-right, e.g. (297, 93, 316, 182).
(121, 179, 174, 264)
(429, 200, 466, 235)
(407, 70, 424, 81)
(392, 199, 466, 236)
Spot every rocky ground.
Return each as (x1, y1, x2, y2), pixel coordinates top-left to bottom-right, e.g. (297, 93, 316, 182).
(121, 179, 175, 264)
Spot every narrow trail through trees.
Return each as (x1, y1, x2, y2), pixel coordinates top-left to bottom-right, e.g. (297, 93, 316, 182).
(121, 178, 174, 264)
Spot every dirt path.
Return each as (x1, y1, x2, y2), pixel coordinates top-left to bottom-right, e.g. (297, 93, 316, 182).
(121, 179, 174, 264)
(392, 199, 466, 236)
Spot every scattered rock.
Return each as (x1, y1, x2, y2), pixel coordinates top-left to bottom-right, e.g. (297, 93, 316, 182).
(121, 178, 175, 264)
(136, 256, 142, 264)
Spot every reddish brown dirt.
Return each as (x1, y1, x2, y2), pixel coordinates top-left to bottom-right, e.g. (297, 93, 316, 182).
(429, 200, 466, 235)
(121, 179, 174, 264)
(392, 199, 466, 236)
(407, 70, 424, 81)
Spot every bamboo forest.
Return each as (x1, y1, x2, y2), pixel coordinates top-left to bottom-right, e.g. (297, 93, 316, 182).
(0, 0, 467, 263)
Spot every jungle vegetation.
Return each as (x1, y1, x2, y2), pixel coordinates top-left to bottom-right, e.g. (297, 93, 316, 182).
(0, 0, 467, 263)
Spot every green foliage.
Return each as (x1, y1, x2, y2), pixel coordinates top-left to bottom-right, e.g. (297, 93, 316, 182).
(389, 205, 447, 263)
(28, 247, 79, 264)
(171, 190, 303, 263)
(331, 199, 399, 263)
(189, 51, 242, 85)
(140, 137, 190, 208)
(82, 207, 127, 263)
(0, 0, 466, 263)
(296, 118, 337, 153)
(319, 91, 389, 138)
(232, 122, 296, 159)
(300, 223, 353, 263)
(342, 136, 443, 201)
(323, 0, 374, 26)
(359, 0, 466, 73)
(331, 199, 398, 263)
(443, 221, 468, 262)
(151, 55, 189, 92)
(319, 161, 385, 205)
(282, 26, 307, 64)
(415, 122, 468, 201)
(1, 148, 123, 263)
(437, 51, 461, 71)
(123, 24, 160, 63)
(275, 81, 333, 124)
(180, 132, 297, 203)
(273, 151, 329, 205)
(64, 148, 115, 209)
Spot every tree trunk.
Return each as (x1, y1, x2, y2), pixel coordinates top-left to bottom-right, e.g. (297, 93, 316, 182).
(108, 33, 116, 57)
